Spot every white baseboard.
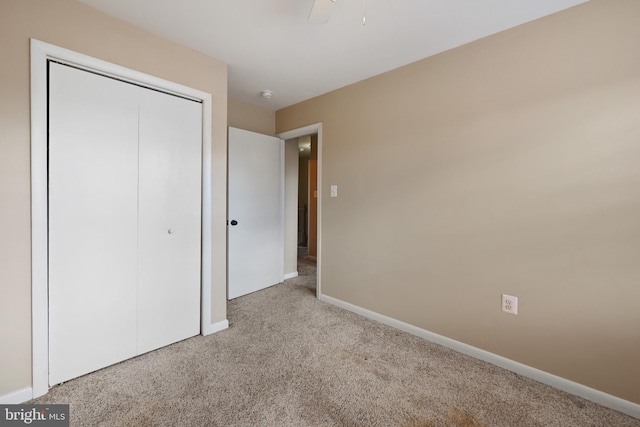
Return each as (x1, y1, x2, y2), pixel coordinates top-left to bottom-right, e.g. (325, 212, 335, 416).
(318, 294, 640, 420)
(284, 271, 299, 280)
(0, 387, 33, 404)
(202, 319, 229, 336)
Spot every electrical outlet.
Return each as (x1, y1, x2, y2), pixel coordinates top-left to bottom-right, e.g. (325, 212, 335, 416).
(502, 294, 518, 315)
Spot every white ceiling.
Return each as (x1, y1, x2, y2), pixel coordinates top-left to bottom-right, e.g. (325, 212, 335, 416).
(78, 0, 588, 111)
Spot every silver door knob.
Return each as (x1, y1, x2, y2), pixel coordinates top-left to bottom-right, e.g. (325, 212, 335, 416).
(168, 229, 174, 234)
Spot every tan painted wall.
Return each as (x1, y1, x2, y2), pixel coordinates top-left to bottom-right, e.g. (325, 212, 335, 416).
(228, 98, 276, 136)
(276, 0, 640, 404)
(0, 0, 228, 397)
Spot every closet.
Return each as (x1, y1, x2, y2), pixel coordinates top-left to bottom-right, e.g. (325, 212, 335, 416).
(47, 62, 202, 385)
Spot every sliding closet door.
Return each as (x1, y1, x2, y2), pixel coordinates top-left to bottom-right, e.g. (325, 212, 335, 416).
(137, 89, 202, 354)
(48, 62, 139, 385)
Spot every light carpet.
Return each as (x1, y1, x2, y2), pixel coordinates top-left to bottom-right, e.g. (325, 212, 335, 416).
(31, 257, 639, 426)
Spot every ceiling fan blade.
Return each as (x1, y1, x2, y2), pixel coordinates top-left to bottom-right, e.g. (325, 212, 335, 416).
(308, 0, 335, 25)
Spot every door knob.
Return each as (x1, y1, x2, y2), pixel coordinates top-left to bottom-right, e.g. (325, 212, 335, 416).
(168, 229, 174, 234)
(230, 220, 238, 226)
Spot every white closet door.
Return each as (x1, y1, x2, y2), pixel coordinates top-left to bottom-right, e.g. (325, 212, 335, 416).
(48, 63, 139, 385)
(49, 62, 203, 385)
(137, 89, 202, 353)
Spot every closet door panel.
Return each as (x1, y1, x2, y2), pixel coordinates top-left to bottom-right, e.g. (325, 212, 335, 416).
(48, 63, 139, 385)
(137, 89, 202, 353)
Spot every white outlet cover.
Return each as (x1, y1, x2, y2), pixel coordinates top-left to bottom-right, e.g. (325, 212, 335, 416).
(502, 294, 518, 315)
(330, 185, 338, 197)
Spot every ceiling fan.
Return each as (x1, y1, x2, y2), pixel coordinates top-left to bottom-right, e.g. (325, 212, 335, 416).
(308, 0, 336, 25)
(308, 0, 367, 26)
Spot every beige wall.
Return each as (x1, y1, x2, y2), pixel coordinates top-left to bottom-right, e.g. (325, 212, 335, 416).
(0, 0, 228, 397)
(228, 98, 276, 136)
(276, 0, 640, 404)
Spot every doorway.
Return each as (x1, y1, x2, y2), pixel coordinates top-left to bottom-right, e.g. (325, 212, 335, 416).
(278, 124, 322, 297)
(296, 135, 317, 259)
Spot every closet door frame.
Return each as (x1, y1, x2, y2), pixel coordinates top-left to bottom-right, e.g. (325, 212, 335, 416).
(30, 39, 214, 398)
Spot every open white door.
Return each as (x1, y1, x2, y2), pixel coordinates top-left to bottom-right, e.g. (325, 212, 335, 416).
(228, 127, 284, 299)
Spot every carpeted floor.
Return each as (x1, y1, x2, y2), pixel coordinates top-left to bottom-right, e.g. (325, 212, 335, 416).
(31, 255, 639, 426)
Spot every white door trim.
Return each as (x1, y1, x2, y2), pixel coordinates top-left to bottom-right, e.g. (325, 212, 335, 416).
(30, 39, 214, 398)
(277, 124, 322, 297)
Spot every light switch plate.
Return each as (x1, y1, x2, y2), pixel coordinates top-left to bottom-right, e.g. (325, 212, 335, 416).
(330, 185, 338, 197)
